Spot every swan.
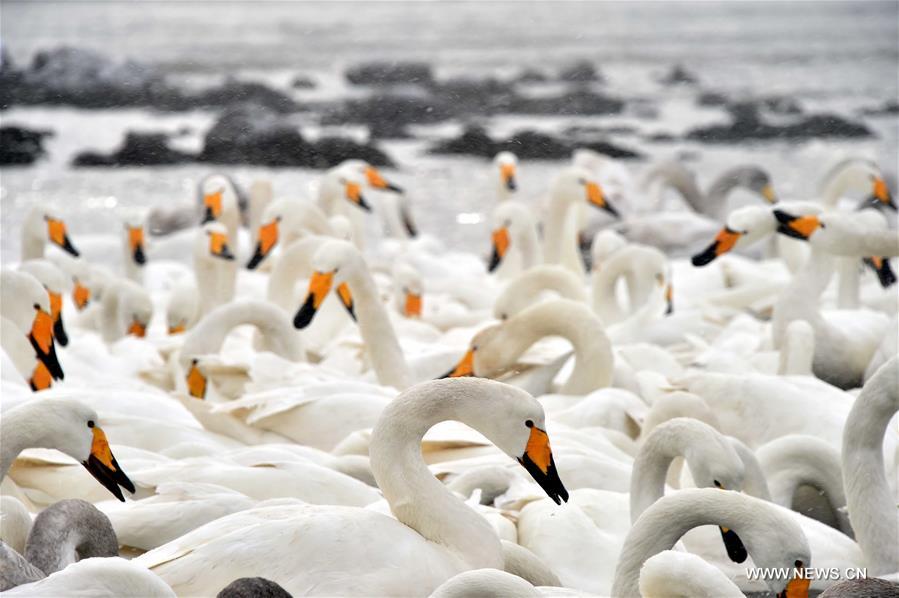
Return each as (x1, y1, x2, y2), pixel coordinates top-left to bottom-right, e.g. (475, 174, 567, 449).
(1, 270, 64, 384)
(246, 197, 334, 270)
(46, 252, 94, 312)
(544, 166, 620, 276)
(1, 399, 135, 502)
(72, 214, 148, 283)
(592, 244, 670, 324)
(611, 488, 811, 597)
(817, 157, 895, 210)
(841, 356, 898, 575)
(200, 173, 241, 245)
(176, 300, 305, 399)
(18, 260, 70, 347)
(756, 434, 852, 535)
(4, 557, 175, 597)
(19, 207, 80, 261)
(641, 160, 777, 221)
(392, 262, 424, 319)
(97, 278, 153, 343)
(135, 378, 569, 596)
(292, 239, 413, 389)
(166, 222, 238, 333)
(493, 266, 588, 320)
(445, 299, 613, 395)
(493, 152, 519, 202)
(638, 550, 743, 598)
(487, 202, 542, 276)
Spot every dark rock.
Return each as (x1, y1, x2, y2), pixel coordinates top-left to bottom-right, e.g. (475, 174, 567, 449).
(430, 125, 642, 161)
(697, 91, 730, 107)
(506, 89, 625, 116)
(200, 104, 392, 168)
(762, 95, 803, 115)
(181, 78, 299, 113)
(861, 99, 899, 116)
(514, 68, 550, 84)
(686, 103, 872, 143)
(646, 131, 678, 142)
(290, 74, 316, 89)
(327, 92, 449, 132)
(0, 126, 51, 165)
(433, 77, 517, 114)
(345, 61, 434, 87)
(559, 60, 603, 83)
(660, 64, 699, 86)
(72, 132, 194, 167)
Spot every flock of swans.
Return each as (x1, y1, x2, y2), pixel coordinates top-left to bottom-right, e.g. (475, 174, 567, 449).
(0, 149, 897, 597)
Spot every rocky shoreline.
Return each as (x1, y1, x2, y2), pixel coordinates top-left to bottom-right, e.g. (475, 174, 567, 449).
(0, 46, 884, 168)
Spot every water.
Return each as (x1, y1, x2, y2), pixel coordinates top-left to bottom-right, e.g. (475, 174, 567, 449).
(1, 1, 897, 261)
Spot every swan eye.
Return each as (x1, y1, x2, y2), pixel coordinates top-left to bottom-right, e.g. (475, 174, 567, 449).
(33, 303, 40, 310)
(795, 560, 803, 568)
(525, 419, 534, 428)
(87, 420, 95, 428)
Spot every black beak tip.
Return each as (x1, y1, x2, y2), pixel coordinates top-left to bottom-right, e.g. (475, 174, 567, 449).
(506, 178, 517, 192)
(201, 208, 215, 224)
(246, 247, 264, 270)
(691, 245, 717, 267)
(772, 209, 795, 225)
(386, 183, 404, 194)
(53, 317, 69, 347)
(775, 223, 808, 241)
(603, 203, 621, 219)
(357, 196, 373, 212)
(487, 249, 502, 273)
(719, 526, 749, 563)
(62, 237, 80, 257)
(134, 246, 147, 266)
(220, 246, 236, 261)
(294, 296, 317, 329)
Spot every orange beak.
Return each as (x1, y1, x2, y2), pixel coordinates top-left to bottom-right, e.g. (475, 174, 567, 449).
(29, 360, 53, 392)
(404, 292, 422, 318)
(29, 306, 64, 381)
(336, 282, 356, 321)
(73, 280, 91, 311)
(774, 210, 823, 241)
(500, 163, 517, 191)
(83, 423, 135, 502)
(208, 231, 235, 260)
(203, 189, 223, 222)
(440, 348, 476, 378)
(247, 219, 280, 270)
(128, 226, 146, 265)
(48, 290, 68, 346)
(294, 271, 334, 328)
(518, 421, 568, 505)
(168, 323, 186, 335)
(585, 181, 620, 218)
(692, 226, 743, 266)
(127, 318, 146, 338)
(46, 218, 80, 256)
(186, 359, 207, 399)
(345, 182, 372, 211)
(488, 227, 510, 272)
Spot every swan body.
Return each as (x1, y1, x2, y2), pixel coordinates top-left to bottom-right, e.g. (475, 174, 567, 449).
(638, 550, 743, 598)
(4, 557, 175, 597)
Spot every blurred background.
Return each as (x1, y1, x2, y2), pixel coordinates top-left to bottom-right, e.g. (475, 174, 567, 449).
(1, 0, 897, 260)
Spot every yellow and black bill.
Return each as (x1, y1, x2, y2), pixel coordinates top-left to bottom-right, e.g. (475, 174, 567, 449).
(500, 163, 517, 192)
(29, 360, 53, 392)
(208, 230, 236, 261)
(439, 347, 476, 379)
(665, 283, 674, 315)
(760, 183, 778, 204)
(127, 318, 147, 338)
(404, 291, 422, 318)
(366, 166, 404, 193)
(45, 217, 80, 257)
(776, 561, 810, 598)
(870, 177, 896, 210)
(345, 181, 372, 212)
(401, 204, 418, 238)
(773, 210, 823, 241)
(863, 256, 897, 288)
(335, 282, 356, 321)
(28, 305, 64, 381)
(128, 226, 147, 266)
(585, 181, 620, 218)
(487, 227, 510, 273)
(73, 279, 91, 311)
(294, 271, 334, 329)
(48, 290, 68, 346)
(517, 420, 569, 505)
(202, 189, 223, 223)
(186, 358, 207, 399)
(246, 219, 280, 270)
(82, 421, 136, 502)
(691, 226, 743, 266)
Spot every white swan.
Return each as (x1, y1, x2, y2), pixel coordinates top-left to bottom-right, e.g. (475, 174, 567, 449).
(199, 173, 241, 245)
(135, 378, 569, 596)
(544, 166, 620, 276)
(19, 259, 70, 347)
(4, 557, 174, 597)
(592, 244, 670, 324)
(817, 156, 895, 210)
(611, 488, 811, 597)
(493, 266, 588, 320)
(19, 207, 80, 261)
(487, 202, 542, 276)
(97, 278, 153, 343)
(1, 399, 135, 502)
(445, 299, 613, 395)
(1, 270, 64, 384)
(493, 151, 519, 202)
(841, 356, 898, 575)
(638, 550, 743, 598)
(245, 197, 334, 270)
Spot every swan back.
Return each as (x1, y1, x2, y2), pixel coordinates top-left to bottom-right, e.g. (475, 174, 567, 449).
(639, 550, 743, 598)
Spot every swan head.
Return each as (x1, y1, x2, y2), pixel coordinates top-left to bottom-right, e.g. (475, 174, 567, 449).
(2, 269, 64, 383)
(323, 163, 373, 212)
(441, 324, 506, 379)
(553, 166, 620, 218)
(722, 165, 778, 204)
(122, 215, 147, 267)
(826, 158, 895, 210)
(393, 263, 423, 318)
(20, 259, 71, 347)
(342, 159, 404, 194)
(24, 207, 80, 257)
(294, 240, 359, 328)
(30, 399, 136, 502)
(691, 203, 821, 266)
(197, 222, 236, 263)
(487, 202, 533, 272)
(200, 174, 238, 225)
(493, 151, 519, 192)
(112, 279, 153, 338)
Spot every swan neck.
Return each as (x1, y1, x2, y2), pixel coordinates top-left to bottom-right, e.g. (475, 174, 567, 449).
(629, 422, 693, 522)
(369, 386, 504, 569)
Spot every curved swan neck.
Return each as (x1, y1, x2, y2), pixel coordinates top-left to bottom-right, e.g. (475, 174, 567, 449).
(182, 301, 304, 363)
(841, 357, 899, 574)
(592, 252, 634, 323)
(345, 260, 412, 390)
(485, 300, 612, 394)
(369, 382, 504, 569)
(1, 404, 58, 479)
(772, 248, 834, 347)
(515, 224, 542, 270)
(543, 190, 584, 276)
(777, 320, 815, 376)
(24, 499, 118, 576)
(267, 237, 322, 309)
